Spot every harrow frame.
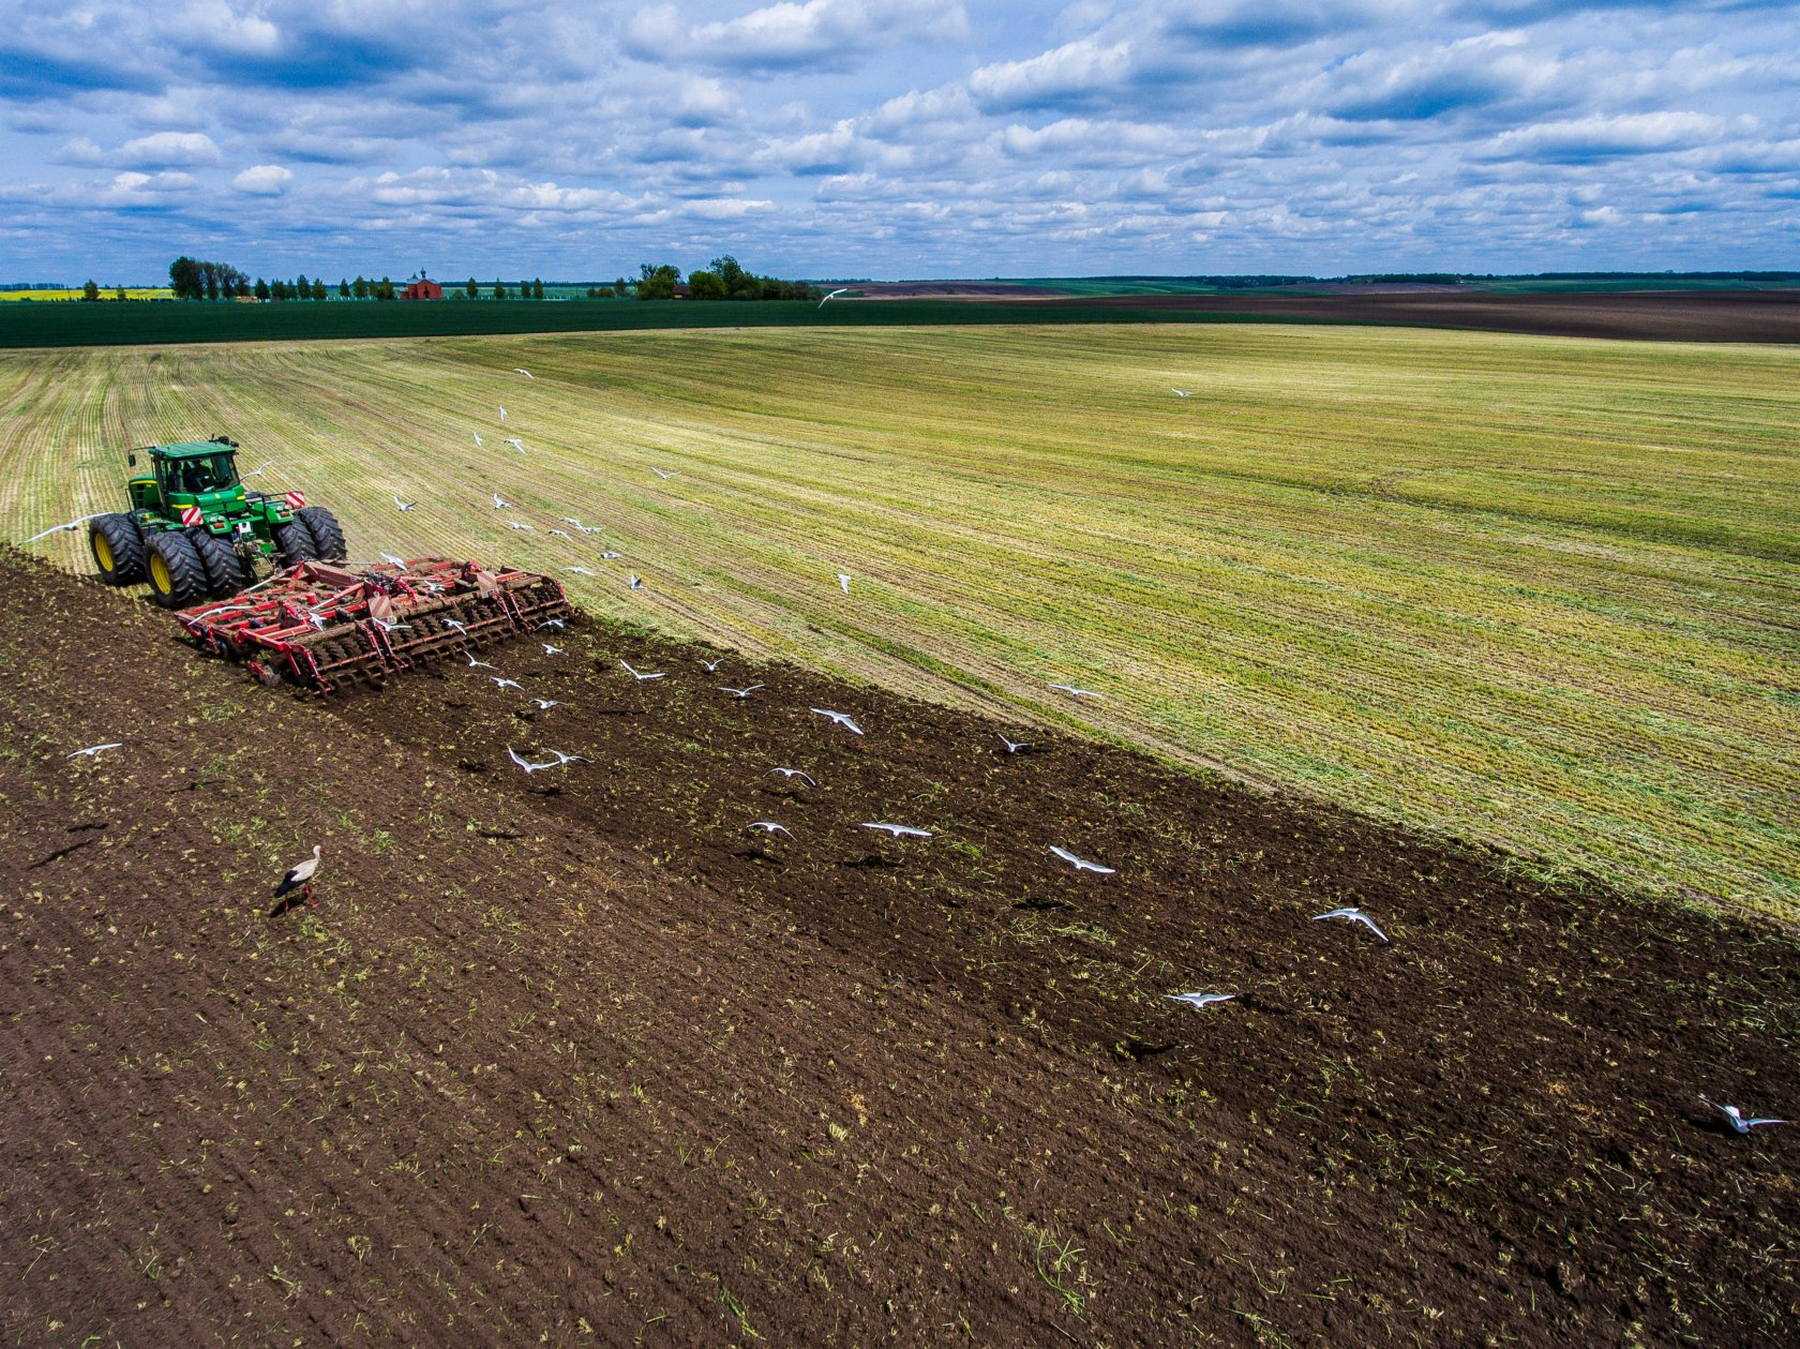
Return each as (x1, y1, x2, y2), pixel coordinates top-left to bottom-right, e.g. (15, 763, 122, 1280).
(174, 557, 572, 693)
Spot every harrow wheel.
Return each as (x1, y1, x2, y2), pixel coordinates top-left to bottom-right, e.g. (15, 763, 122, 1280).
(89, 513, 146, 585)
(146, 531, 207, 609)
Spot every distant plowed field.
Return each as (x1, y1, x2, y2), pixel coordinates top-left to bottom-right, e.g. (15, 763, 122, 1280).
(3, 323, 1795, 913)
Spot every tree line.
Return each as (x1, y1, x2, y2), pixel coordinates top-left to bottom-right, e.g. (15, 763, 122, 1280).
(632, 256, 816, 301)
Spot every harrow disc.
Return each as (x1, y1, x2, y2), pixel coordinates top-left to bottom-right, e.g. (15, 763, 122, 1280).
(174, 557, 572, 693)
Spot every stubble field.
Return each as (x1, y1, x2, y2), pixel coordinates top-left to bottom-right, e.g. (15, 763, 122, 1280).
(1, 322, 1795, 914)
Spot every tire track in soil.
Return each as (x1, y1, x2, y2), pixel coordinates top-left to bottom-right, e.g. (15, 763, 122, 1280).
(2, 550, 1797, 1345)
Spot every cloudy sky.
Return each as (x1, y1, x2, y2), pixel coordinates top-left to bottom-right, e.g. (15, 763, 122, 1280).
(2, 0, 1795, 282)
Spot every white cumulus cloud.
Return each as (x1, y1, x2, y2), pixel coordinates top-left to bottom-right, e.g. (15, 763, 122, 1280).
(232, 163, 293, 194)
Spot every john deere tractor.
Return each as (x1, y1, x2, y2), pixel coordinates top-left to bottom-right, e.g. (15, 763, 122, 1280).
(87, 436, 349, 608)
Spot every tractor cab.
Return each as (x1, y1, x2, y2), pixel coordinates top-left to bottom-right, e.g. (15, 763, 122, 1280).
(130, 439, 248, 520)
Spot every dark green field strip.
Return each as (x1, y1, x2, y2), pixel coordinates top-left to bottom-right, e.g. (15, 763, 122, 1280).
(0, 298, 1321, 350)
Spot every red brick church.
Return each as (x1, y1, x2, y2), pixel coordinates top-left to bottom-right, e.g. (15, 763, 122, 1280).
(400, 276, 443, 301)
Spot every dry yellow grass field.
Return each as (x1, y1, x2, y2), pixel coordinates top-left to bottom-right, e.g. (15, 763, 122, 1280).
(2, 323, 1795, 914)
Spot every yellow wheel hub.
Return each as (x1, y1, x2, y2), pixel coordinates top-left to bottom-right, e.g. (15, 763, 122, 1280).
(94, 533, 114, 571)
(150, 553, 172, 592)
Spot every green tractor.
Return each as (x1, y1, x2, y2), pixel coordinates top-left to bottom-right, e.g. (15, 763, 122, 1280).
(88, 436, 349, 608)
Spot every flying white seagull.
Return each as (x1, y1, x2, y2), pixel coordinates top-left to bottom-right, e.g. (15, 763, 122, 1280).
(67, 742, 123, 758)
(23, 514, 101, 543)
(1312, 907, 1391, 943)
(507, 746, 556, 774)
(530, 698, 562, 710)
(491, 493, 512, 509)
(467, 655, 495, 669)
(651, 467, 676, 481)
(811, 708, 863, 735)
(473, 431, 484, 448)
(1166, 992, 1235, 1011)
(372, 617, 411, 634)
(818, 288, 850, 308)
(1050, 845, 1114, 875)
(577, 523, 605, 535)
(619, 660, 666, 681)
(380, 552, 407, 566)
(542, 643, 564, 655)
(721, 684, 763, 699)
(1171, 388, 1192, 398)
(491, 676, 523, 691)
(628, 574, 643, 589)
(393, 495, 416, 512)
(504, 437, 525, 454)
(998, 734, 1034, 754)
(271, 844, 323, 908)
(507, 520, 534, 531)
(543, 749, 589, 766)
(1048, 683, 1102, 700)
(603, 551, 623, 561)
(1703, 1098, 1788, 1134)
(514, 368, 533, 379)
(564, 565, 595, 576)
(749, 821, 792, 836)
(769, 767, 817, 786)
(547, 528, 572, 540)
(498, 405, 508, 422)
(862, 822, 932, 839)
(444, 618, 469, 633)
(538, 618, 566, 630)
(699, 657, 725, 673)
(836, 572, 851, 594)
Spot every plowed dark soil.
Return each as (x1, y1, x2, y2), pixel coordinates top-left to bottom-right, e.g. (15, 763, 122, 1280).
(3, 551, 1796, 1345)
(1054, 288, 1800, 342)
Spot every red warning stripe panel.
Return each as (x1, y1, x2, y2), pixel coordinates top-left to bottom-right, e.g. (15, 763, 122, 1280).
(284, 490, 307, 510)
(180, 505, 203, 526)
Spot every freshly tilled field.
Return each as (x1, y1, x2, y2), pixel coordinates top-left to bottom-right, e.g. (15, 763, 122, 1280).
(1, 553, 1796, 1343)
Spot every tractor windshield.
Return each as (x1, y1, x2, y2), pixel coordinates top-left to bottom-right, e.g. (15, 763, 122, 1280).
(169, 453, 238, 495)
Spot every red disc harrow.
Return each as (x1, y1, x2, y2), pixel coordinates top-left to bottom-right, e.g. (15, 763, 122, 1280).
(175, 557, 572, 693)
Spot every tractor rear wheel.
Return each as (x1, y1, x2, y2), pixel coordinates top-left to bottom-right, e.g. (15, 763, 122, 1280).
(275, 519, 318, 566)
(297, 507, 348, 561)
(145, 530, 207, 609)
(187, 527, 250, 599)
(89, 513, 146, 584)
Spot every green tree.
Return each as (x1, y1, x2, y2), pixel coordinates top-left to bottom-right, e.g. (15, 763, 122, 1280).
(81, 279, 100, 301)
(310, 278, 325, 301)
(168, 256, 200, 299)
(376, 276, 396, 300)
(295, 273, 309, 299)
(271, 279, 289, 301)
(710, 254, 753, 298)
(686, 269, 724, 300)
(613, 277, 627, 297)
(635, 262, 680, 299)
(492, 279, 507, 299)
(352, 274, 368, 299)
(466, 276, 479, 299)
(532, 277, 545, 300)
(114, 284, 128, 301)
(254, 277, 269, 300)
(338, 278, 351, 298)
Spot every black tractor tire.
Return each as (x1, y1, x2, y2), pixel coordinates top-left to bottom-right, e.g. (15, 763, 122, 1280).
(145, 530, 207, 609)
(297, 506, 348, 561)
(89, 513, 146, 585)
(187, 527, 250, 599)
(275, 519, 319, 567)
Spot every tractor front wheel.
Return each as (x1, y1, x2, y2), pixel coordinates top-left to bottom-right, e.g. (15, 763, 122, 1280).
(145, 530, 207, 609)
(274, 519, 318, 567)
(297, 507, 348, 562)
(188, 527, 250, 599)
(89, 513, 146, 585)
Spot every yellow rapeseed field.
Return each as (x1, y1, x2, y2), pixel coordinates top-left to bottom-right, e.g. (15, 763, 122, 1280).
(0, 288, 173, 302)
(2, 323, 1795, 914)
